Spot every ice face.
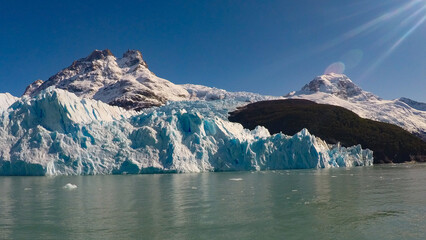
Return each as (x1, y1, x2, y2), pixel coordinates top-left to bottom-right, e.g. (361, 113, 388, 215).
(0, 93, 18, 112)
(0, 88, 373, 175)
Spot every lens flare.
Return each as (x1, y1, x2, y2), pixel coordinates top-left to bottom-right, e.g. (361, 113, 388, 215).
(324, 62, 345, 74)
(317, 0, 426, 81)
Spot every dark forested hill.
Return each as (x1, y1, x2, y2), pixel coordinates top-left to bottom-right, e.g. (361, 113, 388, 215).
(229, 99, 426, 163)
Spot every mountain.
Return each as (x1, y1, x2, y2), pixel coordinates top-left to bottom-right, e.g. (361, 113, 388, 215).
(229, 99, 426, 163)
(285, 73, 426, 141)
(24, 49, 276, 110)
(25, 49, 190, 111)
(0, 88, 372, 175)
(0, 93, 18, 112)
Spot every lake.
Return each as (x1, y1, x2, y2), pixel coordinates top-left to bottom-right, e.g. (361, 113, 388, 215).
(1, 164, 426, 239)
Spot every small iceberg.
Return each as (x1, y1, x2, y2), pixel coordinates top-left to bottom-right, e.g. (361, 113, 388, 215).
(63, 183, 78, 190)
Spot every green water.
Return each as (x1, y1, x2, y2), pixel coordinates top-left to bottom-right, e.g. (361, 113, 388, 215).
(1, 164, 426, 239)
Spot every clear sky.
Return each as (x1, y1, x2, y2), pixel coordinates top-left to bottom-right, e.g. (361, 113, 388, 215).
(1, 0, 425, 101)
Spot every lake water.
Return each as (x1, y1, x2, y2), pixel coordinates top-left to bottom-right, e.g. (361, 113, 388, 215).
(1, 164, 426, 239)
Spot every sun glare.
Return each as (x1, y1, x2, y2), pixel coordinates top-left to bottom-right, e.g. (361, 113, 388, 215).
(321, 0, 426, 78)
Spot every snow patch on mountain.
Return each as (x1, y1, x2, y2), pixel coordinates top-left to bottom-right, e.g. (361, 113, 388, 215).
(286, 73, 426, 141)
(0, 90, 372, 175)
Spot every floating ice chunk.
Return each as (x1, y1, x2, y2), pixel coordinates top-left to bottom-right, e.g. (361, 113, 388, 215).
(63, 183, 78, 190)
(229, 178, 243, 181)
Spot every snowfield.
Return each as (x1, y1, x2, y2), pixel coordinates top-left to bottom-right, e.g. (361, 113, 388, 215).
(0, 88, 372, 175)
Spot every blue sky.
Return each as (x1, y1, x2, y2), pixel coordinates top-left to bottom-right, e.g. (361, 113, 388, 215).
(1, 0, 425, 101)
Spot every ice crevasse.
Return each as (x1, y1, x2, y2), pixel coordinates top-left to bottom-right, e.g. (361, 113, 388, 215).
(0, 88, 373, 175)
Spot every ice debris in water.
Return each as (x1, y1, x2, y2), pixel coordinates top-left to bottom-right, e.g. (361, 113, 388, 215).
(63, 183, 77, 190)
(229, 178, 243, 181)
(0, 88, 373, 176)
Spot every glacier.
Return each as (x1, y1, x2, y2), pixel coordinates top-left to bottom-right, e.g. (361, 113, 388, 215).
(0, 93, 18, 112)
(0, 88, 373, 175)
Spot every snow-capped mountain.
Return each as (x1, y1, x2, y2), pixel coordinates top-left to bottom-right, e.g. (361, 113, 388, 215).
(0, 88, 372, 175)
(0, 93, 18, 112)
(294, 73, 379, 101)
(25, 49, 190, 111)
(286, 73, 426, 141)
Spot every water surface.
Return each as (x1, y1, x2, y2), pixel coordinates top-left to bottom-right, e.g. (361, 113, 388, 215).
(1, 164, 426, 239)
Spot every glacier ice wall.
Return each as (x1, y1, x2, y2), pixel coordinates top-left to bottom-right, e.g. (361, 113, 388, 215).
(0, 93, 18, 112)
(0, 89, 373, 175)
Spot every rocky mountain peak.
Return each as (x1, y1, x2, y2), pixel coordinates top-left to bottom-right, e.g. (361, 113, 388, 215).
(23, 79, 44, 96)
(120, 49, 148, 68)
(85, 49, 114, 62)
